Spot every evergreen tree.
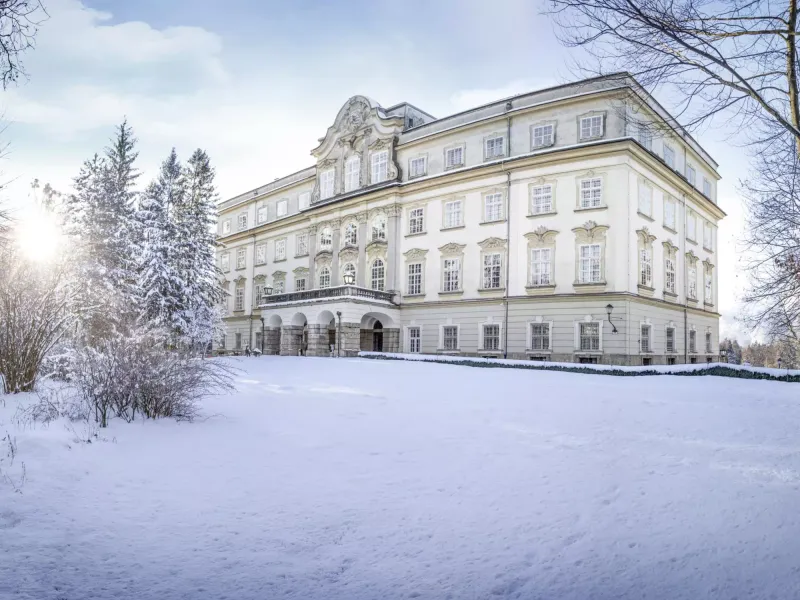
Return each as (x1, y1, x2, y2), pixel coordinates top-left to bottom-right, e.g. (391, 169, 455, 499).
(175, 149, 225, 350)
(135, 149, 186, 337)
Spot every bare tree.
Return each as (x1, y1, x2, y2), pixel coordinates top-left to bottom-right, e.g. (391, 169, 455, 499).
(0, 0, 46, 88)
(0, 243, 78, 393)
(547, 0, 800, 148)
(547, 0, 800, 335)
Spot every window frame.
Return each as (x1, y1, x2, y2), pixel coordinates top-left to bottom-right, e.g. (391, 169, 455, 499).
(483, 191, 504, 223)
(530, 183, 554, 216)
(276, 199, 288, 218)
(255, 243, 266, 265)
(344, 156, 361, 192)
(298, 191, 311, 210)
(530, 247, 553, 286)
(370, 258, 386, 291)
(577, 320, 602, 352)
(407, 326, 421, 353)
(578, 177, 603, 209)
(441, 325, 460, 351)
(638, 180, 653, 217)
(237, 213, 248, 231)
(531, 122, 556, 149)
(640, 324, 652, 353)
(319, 227, 333, 251)
(236, 247, 246, 270)
(408, 206, 425, 235)
(483, 134, 506, 160)
(666, 327, 676, 354)
(442, 257, 462, 292)
(579, 113, 605, 141)
(222, 219, 231, 235)
(529, 321, 552, 351)
(442, 199, 464, 229)
(663, 143, 676, 169)
(664, 196, 677, 231)
(220, 252, 230, 272)
(274, 238, 287, 261)
(407, 262, 423, 295)
(257, 206, 267, 224)
(370, 150, 389, 185)
(481, 251, 503, 290)
(689, 329, 697, 353)
(318, 266, 331, 289)
(319, 168, 335, 200)
(295, 232, 309, 257)
(408, 155, 427, 179)
(234, 283, 245, 311)
(687, 164, 696, 186)
(481, 324, 501, 351)
(702, 177, 712, 198)
(444, 144, 465, 170)
(294, 277, 307, 291)
(344, 222, 358, 247)
(578, 243, 602, 284)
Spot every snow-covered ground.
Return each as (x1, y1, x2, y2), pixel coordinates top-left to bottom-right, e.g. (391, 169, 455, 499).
(2, 357, 800, 600)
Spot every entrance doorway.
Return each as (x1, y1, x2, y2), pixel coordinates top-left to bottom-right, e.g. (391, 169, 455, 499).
(372, 320, 384, 352)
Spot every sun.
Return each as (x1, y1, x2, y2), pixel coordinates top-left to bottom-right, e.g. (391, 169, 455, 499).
(15, 209, 64, 263)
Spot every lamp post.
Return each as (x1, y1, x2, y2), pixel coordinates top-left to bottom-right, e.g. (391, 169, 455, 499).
(778, 356, 783, 370)
(336, 310, 342, 357)
(259, 317, 265, 354)
(720, 348, 727, 364)
(259, 285, 274, 355)
(605, 303, 619, 334)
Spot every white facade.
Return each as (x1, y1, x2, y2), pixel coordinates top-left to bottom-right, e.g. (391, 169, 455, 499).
(216, 74, 725, 364)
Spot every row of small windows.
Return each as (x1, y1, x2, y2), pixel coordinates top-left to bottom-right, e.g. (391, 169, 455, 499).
(221, 192, 312, 235)
(636, 181, 715, 249)
(319, 150, 390, 200)
(404, 322, 713, 354)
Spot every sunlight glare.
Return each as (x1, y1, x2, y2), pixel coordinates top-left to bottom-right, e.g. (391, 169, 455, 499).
(16, 209, 64, 263)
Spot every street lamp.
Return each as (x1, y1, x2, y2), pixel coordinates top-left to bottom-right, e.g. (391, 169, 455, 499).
(720, 348, 727, 363)
(605, 303, 618, 334)
(336, 310, 342, 357)
(778, 356, 783, 369)
(259, 317, 265, 354)
(343, 272, 356, 286)
(261, 284, 273, 304)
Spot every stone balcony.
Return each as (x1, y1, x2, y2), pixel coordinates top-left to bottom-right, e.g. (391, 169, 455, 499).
(259, 285, 396, 308)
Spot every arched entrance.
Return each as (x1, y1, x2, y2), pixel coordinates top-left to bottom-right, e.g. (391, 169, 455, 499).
(372, 320, 384, 352)
(265, 314, 283, 355)
(279, 312, 308, 356)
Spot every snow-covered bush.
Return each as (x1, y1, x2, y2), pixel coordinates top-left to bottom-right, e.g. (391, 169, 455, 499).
(69, 332, 235, 427)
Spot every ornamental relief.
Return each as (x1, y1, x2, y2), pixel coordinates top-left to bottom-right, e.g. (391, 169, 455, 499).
(292, 266, 309, 276)
(339, 247, 359, 262)
(636, 227, 657, 246)
(662, 239, 679, 255)
(253, 274, 266, 283)
(685, 250, 699, 265)
(403, 248, 429, 261)
(478, 237, 507, 251)
(439, 242, 466, 256)
(525, 225, 559, 247)
(272, 270, 287, 280)
(572, 220, 609, 243)
(315, 254, 332, 268)
(702, 259, 714, 271)
(366, 243, 388, 261)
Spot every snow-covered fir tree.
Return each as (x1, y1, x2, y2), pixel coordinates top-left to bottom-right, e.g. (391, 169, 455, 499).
(174, 148, 225, 350)
(135, 148, 187, 337)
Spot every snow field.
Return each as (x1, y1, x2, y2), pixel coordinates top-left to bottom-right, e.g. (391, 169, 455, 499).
(1, 357, 799, 599)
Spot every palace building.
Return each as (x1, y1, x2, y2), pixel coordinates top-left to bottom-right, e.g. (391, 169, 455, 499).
(215, 74, 724, 364)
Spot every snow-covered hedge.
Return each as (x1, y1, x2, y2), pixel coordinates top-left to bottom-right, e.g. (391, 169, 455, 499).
(358, 352, 800, 381)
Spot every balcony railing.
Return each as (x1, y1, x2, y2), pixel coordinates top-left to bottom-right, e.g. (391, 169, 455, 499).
(260, 285, 396, 306)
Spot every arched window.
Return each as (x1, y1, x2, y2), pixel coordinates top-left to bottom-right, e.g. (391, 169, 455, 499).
(371, 215, 387, 241)
(344, 222, 358, 246)
(371, 258, 385, 291)
(318, 266, 331, 289)
(342, 262, 356, 283)
(319, 227, 332, 251)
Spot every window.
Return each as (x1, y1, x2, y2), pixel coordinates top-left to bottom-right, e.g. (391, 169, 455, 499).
(665, 257, 676, 294)
(443, 200, 463, 228)
(530, 185, 553, 215)
(274, 239, 286, 261)
(637, 124, 652, 150)
(445, 146, 464, 169)
(580, 115, 603, 139)
(664, 197, 677, 230)
(407, 263, 422, 295)
(345, 156, 360, 192)
(296, 232, 309, 256)
(220, 335, 226, 349)
(318, 267, 331, 289)
(344, 222, 358, 246)
(639, 248, 652, 287)
(703, 222, 713, 250)
(483, 324, 500, 350)
(638, 182, 652, 216)
(409, 156, 427, 178)
(236, 248, 246, 269)
(689, 330, 697, 353)
(234, 285, 244, 311)
(533, 124, 554, 148)
(642, 357, 652, 367)
(641, 325, 651, 352)
(408, 327, 421, 353)
(222, 220, 231, 235)
(579, 244, 602, 283)
(703, 178, 712, 198)
(255, 243, 266, 265)
(320, 169, 335, 200)
(485, 136, 505, 159)
(409, 207, 424, 234)
(277, 200, 288, 217)
(319, 227, 332, 250)
(371, 216, 387, 241)
(687, 164, 696, 186)
(530, 248, 552, 286)
(295, 277, 306, 291)
(254, 283, 263, 305)
(257, 206, 267, 224)
(482, 252, 502, 289)
(221, 252, 230, 272)
(530, 323, 550, 350)
(342, 263, 356, 284)
(704, 269, 713, 303)
(579, 322, 600, 351)
(484, 193, 503, 222)
(667, 356, 676, 365)
(579, 178, 603, 208)
(443, 258, 460, 292)
(705, 332, 712, 354)
(238, 213, 248, 230)
(274, 279, 285, 294)
(298, 192, 311, 210)
(664, 144, 676, 169)
(371, 258, 385, 291)
(443, 326, 458, 350)
(235, 333, 242, 349)
(688, 265, 697, 299)
(371, 150, 388, 184)
(666, 327, 676, 353)
(687, 213, 697, 241)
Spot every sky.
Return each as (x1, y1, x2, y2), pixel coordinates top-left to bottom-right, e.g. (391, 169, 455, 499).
(1, 0, 751, 340)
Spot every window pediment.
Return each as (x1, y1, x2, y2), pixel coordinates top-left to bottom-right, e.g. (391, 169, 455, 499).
(478, 237, 507, 250)
(572, 220, 609, 243)
(293, 266, 309, 276)
(439, 242, 466, 256)
(525, 226, 558, 247)
(404, 248, 429, 261)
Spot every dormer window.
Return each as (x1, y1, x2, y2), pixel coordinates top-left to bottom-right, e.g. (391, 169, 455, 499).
(344, 156, 360, 192)
(371, 150, 388, 184)
(445, 146, 464, 169)
(579, 115, 604, 140)
(484, 135, 505, 159)
(320, 169, 335, 200)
